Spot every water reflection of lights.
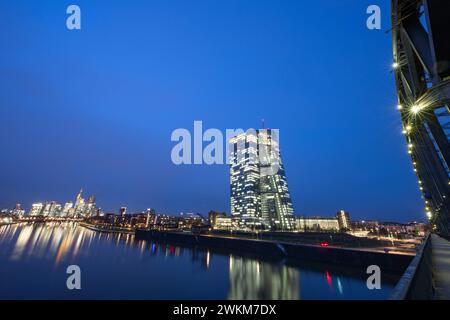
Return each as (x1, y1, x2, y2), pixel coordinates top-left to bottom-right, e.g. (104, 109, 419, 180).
(337, 277, 344, 296)
(228, 255, 300, 300)
(325, 271, 332, 287)
(1, 222, 141, 265)
(10, 225, 34, 260)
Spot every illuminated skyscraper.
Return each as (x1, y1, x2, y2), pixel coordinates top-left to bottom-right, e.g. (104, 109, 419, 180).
(88, 195, 96, 204)
(62, 202, 73, 217)
(74, 188, 86, 216)
(86, 195, 96, 217)
(41, 201, 61, 217)
(229, 129, 295, 230)
(29, 203, 44, 216)
(12, 204, 25, 217)
(336, 210, 350, 231)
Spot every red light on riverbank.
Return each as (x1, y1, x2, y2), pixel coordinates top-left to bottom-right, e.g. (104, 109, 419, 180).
(320, 242, 329, 248)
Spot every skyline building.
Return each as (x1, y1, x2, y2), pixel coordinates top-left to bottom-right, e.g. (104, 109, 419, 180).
(12, 203, 25, 217)
(86, 195, 96, 217)
(62, 202, 73, 217)
(29, 203, 44, 216)
(229, 129, 295, 231)
(74, 189, 86, 216)
(336, 210, 350, 231)
(41, 201, 61, 217)
(25, 189, 97, 218)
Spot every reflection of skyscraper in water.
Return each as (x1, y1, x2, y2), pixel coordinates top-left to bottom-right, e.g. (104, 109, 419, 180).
(228, 256, 300, 300)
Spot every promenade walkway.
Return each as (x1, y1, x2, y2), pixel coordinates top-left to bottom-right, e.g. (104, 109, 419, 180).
(432, 234, 450, 299)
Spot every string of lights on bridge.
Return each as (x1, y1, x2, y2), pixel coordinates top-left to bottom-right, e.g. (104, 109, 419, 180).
(392, 61, 446, 222)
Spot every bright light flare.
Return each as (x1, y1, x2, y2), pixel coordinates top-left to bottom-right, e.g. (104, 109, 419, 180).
(411, 104, 422, 114)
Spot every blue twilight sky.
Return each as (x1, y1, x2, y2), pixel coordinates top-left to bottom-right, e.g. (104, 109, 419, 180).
(0, 1, 424, 221)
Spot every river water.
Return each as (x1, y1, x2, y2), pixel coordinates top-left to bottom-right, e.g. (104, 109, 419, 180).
(0, 223, 397, 299)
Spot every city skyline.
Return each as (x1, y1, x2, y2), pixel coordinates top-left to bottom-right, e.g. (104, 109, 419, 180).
(0, 0, 424, 222)
(0, 188, 425, 224)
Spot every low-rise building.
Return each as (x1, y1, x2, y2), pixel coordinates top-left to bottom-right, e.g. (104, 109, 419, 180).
(208, 210, 227, 228)
(215, 216, 234, 230)
(295, 216, 339, 232)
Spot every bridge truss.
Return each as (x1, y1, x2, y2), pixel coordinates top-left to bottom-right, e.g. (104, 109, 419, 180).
(392, 0, 450, 235)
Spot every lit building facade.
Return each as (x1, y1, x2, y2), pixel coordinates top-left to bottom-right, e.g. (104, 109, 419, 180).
(62, 202, 73, 217)
(215, 217, 234, 230)
(12, 204, 25, 217)
(336, 210, 350, 231)
(29, 203, 44, 216)
(229, 129, 295, 231)
(72, 189, 97, 217)
(74, 189, 86, 216)
(295, 211, 351, 232)
(295, 217, 339, 232)
(208, 210, 226, 227)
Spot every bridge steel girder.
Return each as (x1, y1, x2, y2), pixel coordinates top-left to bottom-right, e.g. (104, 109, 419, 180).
(392, 0, 450, 235)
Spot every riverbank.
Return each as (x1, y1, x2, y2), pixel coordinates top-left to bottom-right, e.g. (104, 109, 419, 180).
(80, 222, 134, 234)
(135, 229, 414, 274)
(0, 223, 397, 299)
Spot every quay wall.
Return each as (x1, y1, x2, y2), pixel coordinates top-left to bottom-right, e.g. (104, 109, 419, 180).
(135, 229, 413, 274)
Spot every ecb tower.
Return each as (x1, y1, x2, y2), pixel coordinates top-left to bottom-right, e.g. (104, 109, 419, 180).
(229, 129, 295, 231)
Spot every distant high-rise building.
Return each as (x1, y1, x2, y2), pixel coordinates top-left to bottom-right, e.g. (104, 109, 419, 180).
(41, 201, 61, 217)
(42, 203, 51, 216)
(12, 203, 25, 217)
(85, 195, 96, 217)
(68, 207, 76, 217)
(62, 202, 73, 217)
(74, 188, 86, 216)
(120, 207, 127, 217)
(53, 203, 62, 216)
(88, 195, 96, 204)
(336, 210, 350, 231)
(229, 129, 295, 231)
(29, 203, 44, 216)
(145, 208, 156, 227)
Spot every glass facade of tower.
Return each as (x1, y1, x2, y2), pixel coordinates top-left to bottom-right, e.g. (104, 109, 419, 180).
(229, 129, 295, 231)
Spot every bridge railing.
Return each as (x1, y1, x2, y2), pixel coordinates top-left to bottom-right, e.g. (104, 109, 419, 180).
(389, 234, 433, 300)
